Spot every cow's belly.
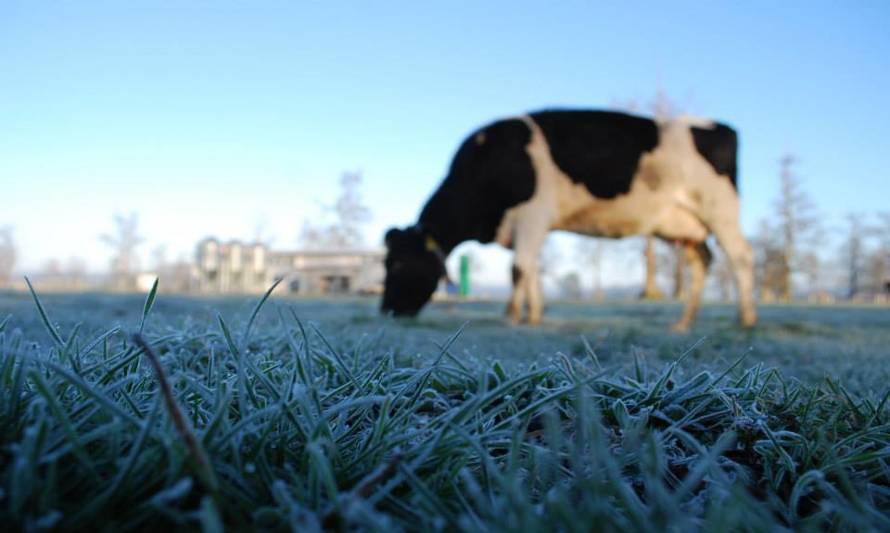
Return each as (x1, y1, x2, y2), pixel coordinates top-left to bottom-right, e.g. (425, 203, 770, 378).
(554, 191, 708, 242)
(555, 198, 650, 237)
(551, 176, 670, 237)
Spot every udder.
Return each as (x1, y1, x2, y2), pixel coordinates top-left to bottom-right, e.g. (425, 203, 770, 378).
(652, 205, 709, 242)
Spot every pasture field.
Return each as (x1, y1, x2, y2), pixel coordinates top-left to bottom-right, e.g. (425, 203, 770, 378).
(1, 287, 889, 531)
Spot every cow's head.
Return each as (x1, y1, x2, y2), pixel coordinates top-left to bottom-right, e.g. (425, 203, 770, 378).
(381, 226, 445, 317)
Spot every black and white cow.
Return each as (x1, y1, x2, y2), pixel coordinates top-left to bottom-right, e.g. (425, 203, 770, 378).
(382, 110, 757, 331)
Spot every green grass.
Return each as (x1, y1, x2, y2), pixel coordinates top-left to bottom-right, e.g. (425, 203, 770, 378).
(1, 287, 889, 531)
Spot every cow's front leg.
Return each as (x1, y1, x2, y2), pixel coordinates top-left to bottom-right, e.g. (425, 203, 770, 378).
(506, 265, 526, 324)
(526, 265, 544, 325)
(508, 217, 549, 326)
(672, 241, 712, 332)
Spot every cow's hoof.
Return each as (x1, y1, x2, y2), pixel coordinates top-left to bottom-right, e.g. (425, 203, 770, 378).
(739, 316, 757, 329)
(739, 308, 757, 328)
(671, 321, 691, 333)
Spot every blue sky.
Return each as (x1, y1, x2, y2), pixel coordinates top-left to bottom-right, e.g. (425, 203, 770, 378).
(1, 1, 888, 286)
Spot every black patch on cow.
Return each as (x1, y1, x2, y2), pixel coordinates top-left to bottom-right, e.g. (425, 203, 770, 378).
(690, 123, 738, 190)
(530, 110, 659, 200)
(511, 265, 522, 286)
(418, 118, 536, 252)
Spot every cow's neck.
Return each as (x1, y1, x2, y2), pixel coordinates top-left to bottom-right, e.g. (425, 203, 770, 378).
(416, 187, 469, 256)
(416, 221, 460, 257)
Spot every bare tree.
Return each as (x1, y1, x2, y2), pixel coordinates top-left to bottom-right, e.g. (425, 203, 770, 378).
(161, 256, 194, 293)
(150, 245, 167, 272)
(771, 154, 820, 300)
(42, 259, 63, 288)
(252, 218, 274, 246)
(648, 85, 678, 122)
(753, 219, 785, 301)
(576, 237, 605, 301)
(799, 249, 827, 300)
(875, 212, 890, 299)
(301, 171, 372, 249)
(840, 213, 867, 300)
(64, 257, 88, 289)
(101, 213, 144, 291)
(558, 271, 583, 300)
(538, 237, 562, 286)
(0, 226, 16, 288)
(710, 247, 734, 302)
(865, 250, 887, 299)
(671, 241, 688, 299)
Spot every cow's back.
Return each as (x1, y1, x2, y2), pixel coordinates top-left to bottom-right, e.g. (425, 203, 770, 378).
(529, 110, 660, 199)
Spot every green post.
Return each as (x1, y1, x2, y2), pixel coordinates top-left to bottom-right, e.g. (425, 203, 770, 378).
(459, 254, 470, 297)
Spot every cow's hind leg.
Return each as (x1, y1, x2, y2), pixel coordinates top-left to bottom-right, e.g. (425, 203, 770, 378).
(696, 186, 757, 328)
(711, 221, 757, 327)
(672, 241, 712, 332)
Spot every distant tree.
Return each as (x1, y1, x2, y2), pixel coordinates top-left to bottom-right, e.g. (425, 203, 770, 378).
(754, 155, 821, 300)
(710, 247, 734, 302)
(43, 258, 62, 280)
(576, 237, 605, 301)
(753, 219, 785, 301)
(0, 226, 16, 288)
(251, 218, 274, 246)
(853, 213, 890, 300)
(840, 213, 867, 300)
(772, 154, 821, 300)
(798, 250, 824, 299)
(161, 257, 194, 293)
(300, 171, 372, 249)
(671, 241, 688, 300)
(558, 271, 583, 300)
(64, 257, 87, 289)
(648, 85, 678, 122)
(150, 245, 167, 272)
(101, 213, 144, 291)
(875, 212, 890, 298)
(538, 237, 562, 286)
(142, 245, 194, 293)
(865, 250, 887, 298)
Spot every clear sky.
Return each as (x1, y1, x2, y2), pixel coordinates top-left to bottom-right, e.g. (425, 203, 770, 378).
(2, 1, 888, 286)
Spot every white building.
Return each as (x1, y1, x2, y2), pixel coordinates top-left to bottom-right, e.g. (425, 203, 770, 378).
(193, 237, 384, 295)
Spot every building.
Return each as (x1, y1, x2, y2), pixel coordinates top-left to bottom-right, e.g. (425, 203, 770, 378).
(193, 237, 385, 295)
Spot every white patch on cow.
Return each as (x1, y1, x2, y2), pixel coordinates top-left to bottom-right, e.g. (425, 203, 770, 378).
(496, 114, 756, 328)
(675, 114, 716, 129)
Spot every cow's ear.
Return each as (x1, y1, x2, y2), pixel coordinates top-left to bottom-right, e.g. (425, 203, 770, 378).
(384, 227, 402, 247)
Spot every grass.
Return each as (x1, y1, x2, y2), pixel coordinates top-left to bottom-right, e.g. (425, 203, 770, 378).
(1, 285, 889, 531)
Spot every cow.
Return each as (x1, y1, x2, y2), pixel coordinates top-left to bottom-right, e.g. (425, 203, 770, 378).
(381, 109, 757, 331)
